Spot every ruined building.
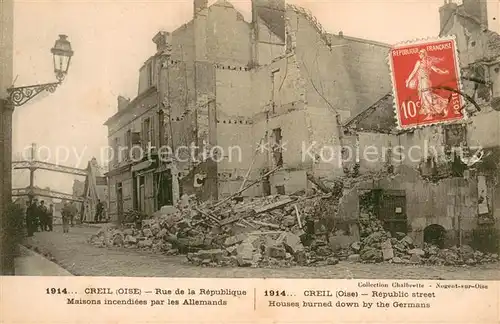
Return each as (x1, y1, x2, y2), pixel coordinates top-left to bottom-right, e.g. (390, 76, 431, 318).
(104, 0, 391, 222)
(104, 0, 499, 252)
(342, 0, 500, 250)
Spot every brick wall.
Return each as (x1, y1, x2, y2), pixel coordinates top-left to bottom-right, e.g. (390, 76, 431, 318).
(397, 127, 446, 169)
(468, 110, 500, 149)
(251, 67, 272, 113)
(214, 52, 309, 197)
(306, 106, 344, 179)
(288, 9, 391, 119)
(356, 132, 394, 174)
(253, 20, 285, 66)
(267, 55, 306, 109)
(205, 2, 252, 65)
(216, 69, 253, 117)
(216, 122, 252, 164)
(171, 21, 196, 63)
(251, 109, 312, 195)
(376, 166, 479, 247)
(332, 38, 392, 117)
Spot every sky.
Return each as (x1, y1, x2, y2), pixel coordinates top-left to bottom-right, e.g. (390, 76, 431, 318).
(11, 0, 500, 194)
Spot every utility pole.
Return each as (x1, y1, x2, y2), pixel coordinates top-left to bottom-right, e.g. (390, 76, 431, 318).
(28, 143, 36, 203)
(0, 0, 15, 275)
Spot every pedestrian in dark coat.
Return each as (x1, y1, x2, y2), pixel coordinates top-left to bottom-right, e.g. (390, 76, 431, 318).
(32, 199, 40, 232)
(61, 202, 70, 233)
(25, 201, 34, 237)
(69, 201, 77, 226)
(48, 204, 54, 231)
(39, 200, 48, 231)
(27, 199, 39, 236)
(95, 200, 104, 223)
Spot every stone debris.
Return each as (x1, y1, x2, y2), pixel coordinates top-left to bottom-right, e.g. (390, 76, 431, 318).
(88, 193, 499, 268)
(344, 212, 499, 266)
(88, 192, 347, 267)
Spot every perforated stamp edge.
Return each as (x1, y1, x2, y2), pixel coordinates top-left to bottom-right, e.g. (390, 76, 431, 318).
(387, 35, 468, 132)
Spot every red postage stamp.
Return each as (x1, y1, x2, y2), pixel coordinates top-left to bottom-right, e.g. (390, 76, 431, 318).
(388, 36, 465, 130)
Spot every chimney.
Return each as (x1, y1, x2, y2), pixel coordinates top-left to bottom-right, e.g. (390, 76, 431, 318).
(194, 0, 208, 17)
(152, 31, 171, 53)
(117, 95, 130, 111)
(462, 0, 488, 28)
(439, 0, 458, 34)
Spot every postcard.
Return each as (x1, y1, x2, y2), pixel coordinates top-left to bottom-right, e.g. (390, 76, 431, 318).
(0, 0, 499, 323)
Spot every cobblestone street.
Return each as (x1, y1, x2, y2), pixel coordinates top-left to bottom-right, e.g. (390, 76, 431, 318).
(22, 225, 500, 280)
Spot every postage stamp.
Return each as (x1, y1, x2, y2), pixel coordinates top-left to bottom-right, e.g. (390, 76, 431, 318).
(388, 36, 466, 130)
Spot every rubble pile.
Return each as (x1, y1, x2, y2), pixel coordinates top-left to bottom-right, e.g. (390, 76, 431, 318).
(88, 192, 345, 267)
(88, 171, 499, 268)
(344, 213, 499, 266)
(187, 230, 310, 268)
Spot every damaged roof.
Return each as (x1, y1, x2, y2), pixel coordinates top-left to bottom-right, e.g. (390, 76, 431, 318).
(343, 93, 397, 134)
(454, 6, 500, 60)
(485, 30, 500, 59)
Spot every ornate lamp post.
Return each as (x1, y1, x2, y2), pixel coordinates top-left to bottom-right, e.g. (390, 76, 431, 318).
(0, 35, 73, 275)
(7, 35, 74, 106)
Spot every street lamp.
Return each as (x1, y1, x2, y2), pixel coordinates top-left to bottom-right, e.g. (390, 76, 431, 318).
(0, 35, 73, 275)
(7, 34, 74, 107)
(51, 34, 73, 82)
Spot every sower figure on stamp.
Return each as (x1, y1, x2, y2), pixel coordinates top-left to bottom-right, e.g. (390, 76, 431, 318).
(405, 49, 450, 120)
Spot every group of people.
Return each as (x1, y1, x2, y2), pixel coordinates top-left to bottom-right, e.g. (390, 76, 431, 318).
(25, 198, 78, 236)
(25, 199, 54, 237)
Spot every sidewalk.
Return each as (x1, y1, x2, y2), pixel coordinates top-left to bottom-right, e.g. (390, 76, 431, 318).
(15, 245, 72, 276)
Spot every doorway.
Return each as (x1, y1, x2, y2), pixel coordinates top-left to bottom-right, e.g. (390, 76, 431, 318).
(377, 190, 408, 236)
(157, 170, 173, 207)
(424, 224, 446, 248)
(138, 176, 145, 212)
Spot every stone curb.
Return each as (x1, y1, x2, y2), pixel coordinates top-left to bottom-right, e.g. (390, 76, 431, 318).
(17, 245, 74, 276)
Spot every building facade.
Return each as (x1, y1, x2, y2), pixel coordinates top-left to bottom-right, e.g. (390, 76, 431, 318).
(105, 0, 394, 222)
(340, 0, 500, 250)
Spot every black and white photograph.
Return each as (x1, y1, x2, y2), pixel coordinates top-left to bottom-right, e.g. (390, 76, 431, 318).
(1, 0, 500, 281)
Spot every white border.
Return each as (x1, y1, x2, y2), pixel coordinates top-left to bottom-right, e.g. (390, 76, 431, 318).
(387, 35, 468, 131)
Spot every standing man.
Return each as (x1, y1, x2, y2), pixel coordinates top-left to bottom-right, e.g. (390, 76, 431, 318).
(47, 204, 54, 231)
(69, 201, 77, 226)
(61, 201, 70, 233)
(31, 198, 40, 232)
(39, 200, 48, 231)
(25, 201, 34, 237)
(95, 199, 104, 223)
